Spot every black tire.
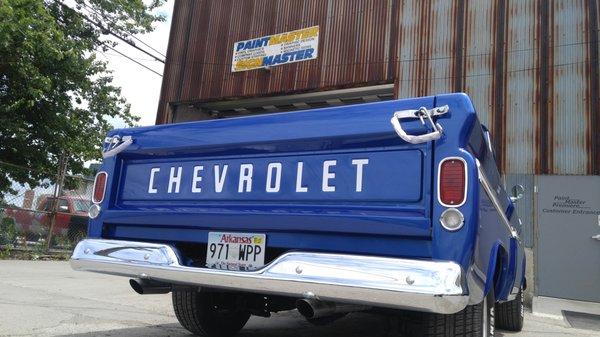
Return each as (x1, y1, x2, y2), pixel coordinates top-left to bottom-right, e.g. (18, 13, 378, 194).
(398, 291, 495, 337)
(172, 289, 250, 337)
(495, 289, 524, 331)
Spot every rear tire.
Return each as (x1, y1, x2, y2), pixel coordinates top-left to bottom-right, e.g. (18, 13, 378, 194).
(495, 289, 524, 331)
(172, 289, 250, 337)
(398, 291, 495, 337)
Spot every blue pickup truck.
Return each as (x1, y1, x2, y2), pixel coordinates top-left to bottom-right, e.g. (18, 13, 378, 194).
(72, 93, 526, 337)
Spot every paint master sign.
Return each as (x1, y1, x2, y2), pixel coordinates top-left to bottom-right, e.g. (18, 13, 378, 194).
(232, 26, 319, 72)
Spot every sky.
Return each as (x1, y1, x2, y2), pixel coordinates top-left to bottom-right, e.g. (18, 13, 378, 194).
(96, 1, 174, 127)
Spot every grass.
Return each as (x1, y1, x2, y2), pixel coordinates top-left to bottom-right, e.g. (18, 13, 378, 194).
(0, 245, 71, 261)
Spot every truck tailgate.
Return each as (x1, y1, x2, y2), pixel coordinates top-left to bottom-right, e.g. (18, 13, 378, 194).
(100, 98, 437, 256)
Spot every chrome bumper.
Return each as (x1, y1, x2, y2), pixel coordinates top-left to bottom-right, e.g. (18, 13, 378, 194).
(70, 239, 469, 314)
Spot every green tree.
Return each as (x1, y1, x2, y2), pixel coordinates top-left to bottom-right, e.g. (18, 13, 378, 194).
(0, 0, 164, 193)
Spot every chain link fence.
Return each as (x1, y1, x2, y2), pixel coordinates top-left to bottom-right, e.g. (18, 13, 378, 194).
(0, 161, 94, 254)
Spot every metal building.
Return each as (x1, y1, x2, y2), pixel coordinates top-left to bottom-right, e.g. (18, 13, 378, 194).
(157, 0, 600, 309)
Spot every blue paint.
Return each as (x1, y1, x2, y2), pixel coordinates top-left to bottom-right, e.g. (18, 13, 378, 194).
(91, 93, 525, 304)
(262, 48, 314, 66)
(120, 149, 422, 202)
(236, 37, 270, 51)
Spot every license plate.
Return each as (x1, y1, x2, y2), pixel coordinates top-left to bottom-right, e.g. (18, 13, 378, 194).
(206, 232, 266, 271)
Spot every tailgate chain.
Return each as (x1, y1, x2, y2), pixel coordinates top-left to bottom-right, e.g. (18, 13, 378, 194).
(390, 105, 449, 144)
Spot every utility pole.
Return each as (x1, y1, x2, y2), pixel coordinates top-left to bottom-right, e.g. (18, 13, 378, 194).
(47, 154, 67, 250)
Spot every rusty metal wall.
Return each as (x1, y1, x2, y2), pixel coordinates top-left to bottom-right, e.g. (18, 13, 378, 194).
(157, 0, 398, 123)
(157, 0, 600, 176)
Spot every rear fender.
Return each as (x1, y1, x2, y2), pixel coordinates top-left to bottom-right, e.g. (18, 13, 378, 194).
(484, 241, 508, 299)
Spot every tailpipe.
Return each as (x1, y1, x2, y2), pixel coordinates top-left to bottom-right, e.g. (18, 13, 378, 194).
(296, 298, 370, 319)
(129, 278, 171, 295)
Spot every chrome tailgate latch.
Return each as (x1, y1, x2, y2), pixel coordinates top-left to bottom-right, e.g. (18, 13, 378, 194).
(390, 105, 449, 144)
(103, 135, 133, 158)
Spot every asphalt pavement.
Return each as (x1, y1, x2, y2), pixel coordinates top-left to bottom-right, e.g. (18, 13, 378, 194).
(0, 260, 598, 337)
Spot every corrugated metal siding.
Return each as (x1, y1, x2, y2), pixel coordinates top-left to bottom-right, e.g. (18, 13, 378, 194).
(157, 0, 397, 114)
(155, 0, 194, 122)
(552, 0, 589, 174)
(157, 0, 600, 176)
(463, 0, 495, 129)
(504, 0, 537, 175)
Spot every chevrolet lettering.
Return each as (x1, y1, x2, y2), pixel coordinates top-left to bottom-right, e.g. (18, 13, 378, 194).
(72, 93, 526, 337)
(145, 158, 370, 195)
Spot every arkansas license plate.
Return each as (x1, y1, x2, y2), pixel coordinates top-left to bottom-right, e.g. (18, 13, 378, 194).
(206, 232, 266, 271)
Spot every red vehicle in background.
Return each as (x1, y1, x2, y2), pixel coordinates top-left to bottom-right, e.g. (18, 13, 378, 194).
(4, 195, 90, 242)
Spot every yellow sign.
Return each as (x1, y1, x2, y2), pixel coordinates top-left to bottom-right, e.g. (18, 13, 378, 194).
(232, 26, 319, 72)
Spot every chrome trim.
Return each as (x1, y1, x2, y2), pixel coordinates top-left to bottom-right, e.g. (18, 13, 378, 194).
(392, 105, 449, 119)
(71, 239, 469, 314)
(437, 156, 468, 207)
(483, 130, 494, 156)
(88, 204, 100, 219)
(475, 159, 518, 239)
(92, 171, 107, 204)
(390, 105, 449, 144)
(103, 135, 133, 158)
(440, 208, 465, 231)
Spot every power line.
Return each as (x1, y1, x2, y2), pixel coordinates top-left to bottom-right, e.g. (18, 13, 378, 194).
(157, 58, 596, 86)
(103, 52, 158, 62)
(161, 39, 598, 68)
(79, 2, 167, 59)
(53, 0, 165, 63)
(48, 1, 163, 76)
(129, 35, 167, 60)
(101, 43, 163, 77)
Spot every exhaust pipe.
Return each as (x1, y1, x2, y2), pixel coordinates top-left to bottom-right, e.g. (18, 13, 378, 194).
(296, 298, 370, 319)
(129, 278, 171, 295)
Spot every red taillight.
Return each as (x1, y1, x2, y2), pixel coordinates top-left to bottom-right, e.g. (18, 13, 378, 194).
(439, 158, 466, 206)
(93, 171, 107, 203)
